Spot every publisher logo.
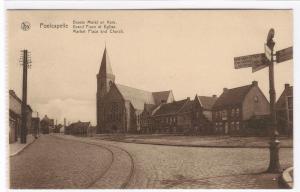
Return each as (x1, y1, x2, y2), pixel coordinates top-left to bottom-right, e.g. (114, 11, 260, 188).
(21, 21, 31, 31)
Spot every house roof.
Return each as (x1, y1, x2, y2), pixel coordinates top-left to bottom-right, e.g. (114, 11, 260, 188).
(213, 84, 253, 109)
(68, 121, 90, 130)
(152, 91, 172, 104)
(153, 99, 188, 116)
(116, 84, 155, 111)
(143, 103, 157, 113)
(276, 85, 293, 110)
(198, 96, 218, 110)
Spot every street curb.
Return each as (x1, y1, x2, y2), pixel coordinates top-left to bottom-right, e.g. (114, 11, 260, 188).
(96, 137, 293, 149)
(9, 136, 38, 157)
(280, 167, 293, 189)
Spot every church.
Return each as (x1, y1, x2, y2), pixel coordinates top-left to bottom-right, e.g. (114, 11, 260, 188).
(96, 47, 174, 133)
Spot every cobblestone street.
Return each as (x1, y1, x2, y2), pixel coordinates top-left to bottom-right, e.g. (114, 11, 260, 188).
(10, 135, 113, 189)
(10, 134, 293, 189)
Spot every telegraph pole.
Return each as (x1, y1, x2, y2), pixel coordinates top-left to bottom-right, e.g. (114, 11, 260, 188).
(20, 49, 31, 144)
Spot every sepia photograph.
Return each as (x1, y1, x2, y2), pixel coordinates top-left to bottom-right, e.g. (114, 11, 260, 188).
(6, 8, 294, 189)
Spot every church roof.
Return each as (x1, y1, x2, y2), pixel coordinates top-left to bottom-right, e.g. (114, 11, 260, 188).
(116, 84, 155, 111)
(115, 84, 174, 111)
(99, 47, 113, 75)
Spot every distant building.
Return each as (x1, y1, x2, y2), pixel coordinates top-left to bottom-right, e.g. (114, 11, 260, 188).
(96, 47, 174, 133)
(65, 121, 93, 136)
(276, 84, 293, 135)
(9, 90, 33, 143)
(40, 115, 54, 134)
(54, 124, 63, 133)
(31, 117, 40, 137)
(212, 81, 270, 136)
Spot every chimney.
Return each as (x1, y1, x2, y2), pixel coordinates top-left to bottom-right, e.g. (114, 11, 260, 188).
(285, 83, 290, 89)
(187, 97, 190, 100)
(252, 81, 258, 86)
(212, 95, 217, 98)
(223, 88, 228, 93)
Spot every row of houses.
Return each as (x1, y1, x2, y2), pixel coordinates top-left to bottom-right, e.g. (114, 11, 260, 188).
(9, 90, 40, 143)
(96, 48, 293, 136)
(138, 81, 292, 136)
(9, 89, 67, 143)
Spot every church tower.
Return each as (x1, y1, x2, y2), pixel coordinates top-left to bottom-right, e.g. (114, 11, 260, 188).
(96, 47, 115, 133)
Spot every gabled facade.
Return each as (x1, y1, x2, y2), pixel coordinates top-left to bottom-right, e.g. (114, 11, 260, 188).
(276, 83, 293, 135)
(212, 81, 270, 135)
(192, 95, 218, 134)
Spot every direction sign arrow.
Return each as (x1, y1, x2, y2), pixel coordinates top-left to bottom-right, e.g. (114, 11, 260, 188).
(252, 63, 268, 73)
(276, 46, 293, 63)
(234, 53, 268, 69)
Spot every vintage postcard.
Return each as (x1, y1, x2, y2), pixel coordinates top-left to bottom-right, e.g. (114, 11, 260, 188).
(6, 9, 294, 189)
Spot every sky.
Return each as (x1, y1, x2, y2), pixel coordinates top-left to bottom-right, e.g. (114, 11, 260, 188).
(7, 10, 293, 125)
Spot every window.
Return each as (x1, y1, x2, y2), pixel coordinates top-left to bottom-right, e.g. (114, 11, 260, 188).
(231, 109, 235, 117)
(231, 122, 235, 131)
(111, 102, 119, 121)
(222, 110, 227, 120)
(236, 108, 240, 117)
(236, 122, 240, 131)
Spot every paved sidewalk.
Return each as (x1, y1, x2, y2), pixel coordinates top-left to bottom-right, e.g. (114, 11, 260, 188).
(94, 134, 293, 148)
(9, 135, 37, 156)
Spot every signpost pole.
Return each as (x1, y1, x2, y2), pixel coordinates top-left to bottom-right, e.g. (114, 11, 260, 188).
(266, 35, 281, 173)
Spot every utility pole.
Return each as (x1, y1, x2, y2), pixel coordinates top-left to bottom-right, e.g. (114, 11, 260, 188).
(20, 49, 31, 144)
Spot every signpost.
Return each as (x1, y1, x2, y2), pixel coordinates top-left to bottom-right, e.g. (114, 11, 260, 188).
(276, 46, 293, 63)
(234, 29, 293, 173)
(234, 53, 266, 69)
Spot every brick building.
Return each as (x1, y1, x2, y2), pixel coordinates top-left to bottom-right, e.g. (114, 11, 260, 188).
(212, 81, 270, 135)
(276, 84, 293, 135)
(9, 90, 33, 143)
(140, 95, 217, 134)
(96, 48, 174, 133)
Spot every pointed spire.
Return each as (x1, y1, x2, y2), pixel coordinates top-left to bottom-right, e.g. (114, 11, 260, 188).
(99, 46, 113, 75)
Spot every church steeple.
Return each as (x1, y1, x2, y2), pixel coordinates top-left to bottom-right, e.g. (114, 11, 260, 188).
(96, 46, 115, 133)
(98, 47, 114, 76)
(97, 46, 115, 97)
